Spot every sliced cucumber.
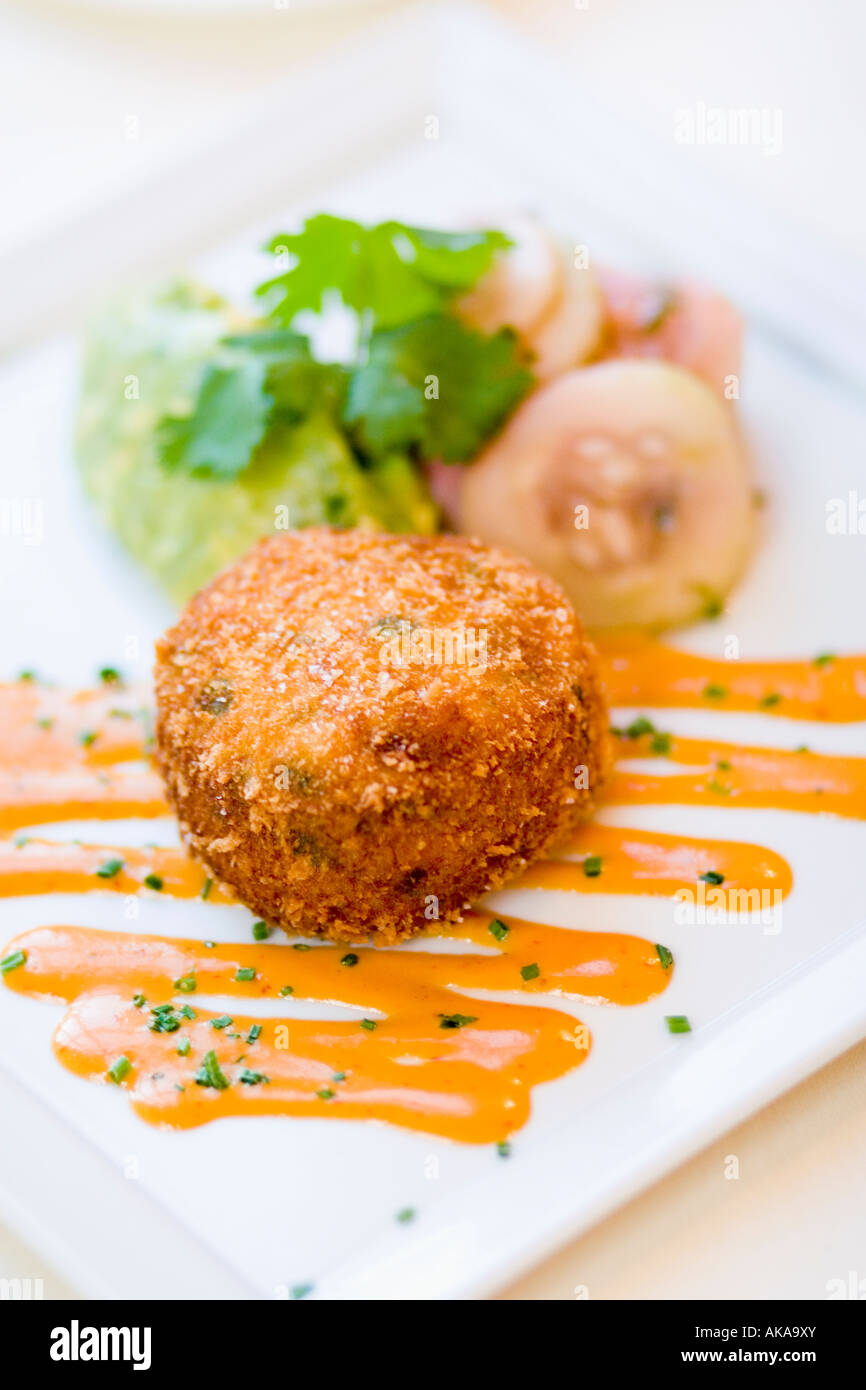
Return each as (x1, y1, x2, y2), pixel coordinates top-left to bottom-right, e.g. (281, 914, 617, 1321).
(458, 360, 756, 631)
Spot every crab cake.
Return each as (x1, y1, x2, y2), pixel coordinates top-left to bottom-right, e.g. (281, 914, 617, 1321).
(154, 529, 610, 942)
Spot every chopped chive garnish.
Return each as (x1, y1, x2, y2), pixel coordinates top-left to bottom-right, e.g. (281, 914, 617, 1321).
(317, 1087, 335, 1100)
(438, 1012, 478, 1028)
(246, 1024, 262, 1044)
(716, 758, 732, 771)
(239, 1069, 269, 1085)
(132, 993, 146, 1008)
(203, 940, 215, 949)
(143, 873, 163, 891)
(234, 967, 256, 982)
(279, 985, 294, 997)
(194, 1050, 229, 1089)
(36, 716, 53, 730)
(79, 730, 97, 747)
(149, 1010, 180, 1033)
(656, 944, 674, 970)
(174, 974, 196, 993)
(583, 855, 602, 878)
(1, 949, 27, 974)
(665, 1015, 691, 1034)
(200, 877, 213, 900)
(707, 777, 731, 795)
(496, 1140, 511, 1158)
(650, 731, 672, 756)
(291, 1284, 313, 1301)
(98, 666, 123, 684)
(488, 918, 509, 942)
(696, 587, 724, 619)
(17, 669, 36, 682)
(340, 952, 359, 967)
(520, 963, 540, 982)
(251, 921, 269, 941)
(759, 692, 781, 709)
(699, 870, 725, 885)
(176, 1038, 191, 1056)
(211, 1015, 233, 1030)
(360, 1019, 377, 1031)
(178, 1004, 196, 1020)
(703, 683, 728, 699)
(813, 652, 835, 668)
(293, 943, 311, 951)
(332, 1071, 347, 1083)
(95, 857, 124, 879)
(396, 1208, 416, 1223)
(625, 715, 655, 739)
(107, 1055, 131, 1083)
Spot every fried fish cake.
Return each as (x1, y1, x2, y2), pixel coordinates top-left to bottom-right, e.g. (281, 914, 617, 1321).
(154, 529, 610, 941)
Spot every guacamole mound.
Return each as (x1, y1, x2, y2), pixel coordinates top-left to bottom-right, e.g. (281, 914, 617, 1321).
(76, 285, 438, 604)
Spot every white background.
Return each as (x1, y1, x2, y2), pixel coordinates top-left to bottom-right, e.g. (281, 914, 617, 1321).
(1, 0, 865, 1302)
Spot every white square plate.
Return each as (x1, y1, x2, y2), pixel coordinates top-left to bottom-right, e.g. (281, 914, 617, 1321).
(1, 2, 864, 1301)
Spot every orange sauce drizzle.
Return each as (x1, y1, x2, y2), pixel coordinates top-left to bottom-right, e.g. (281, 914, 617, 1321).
(605, 732, 866, 821)
(1, 638, 863, 1144)
(523, 823, 792, 898)
(0, 681, 164, 831)
(600, 638, 866, 723)
(3, 919, 667, 1141)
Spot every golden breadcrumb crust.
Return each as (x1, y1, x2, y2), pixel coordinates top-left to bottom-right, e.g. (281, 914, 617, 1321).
(154, 529, 610, 942)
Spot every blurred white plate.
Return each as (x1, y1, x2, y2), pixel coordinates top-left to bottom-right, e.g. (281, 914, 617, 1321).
(0, 0, 865, 1301)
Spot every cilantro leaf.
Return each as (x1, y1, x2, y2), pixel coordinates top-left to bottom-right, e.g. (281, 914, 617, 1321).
(156, 331, 349, 482)
(256, 215, 510, 332)
(157, 358, 272, 480)
(393, 224, 512, 291)
(343, 315, 533, 461)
